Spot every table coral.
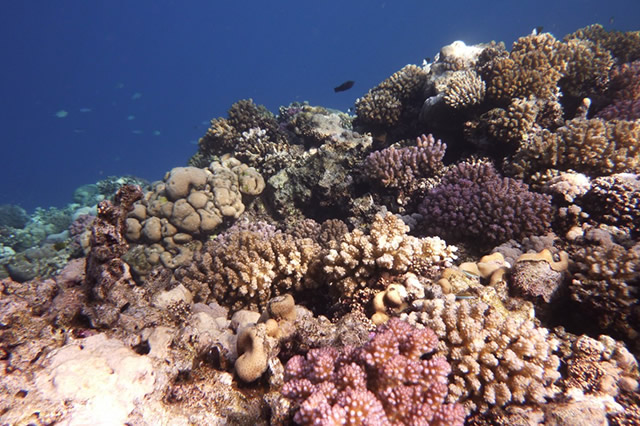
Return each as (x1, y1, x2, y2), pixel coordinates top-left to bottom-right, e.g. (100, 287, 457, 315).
(418, 160, 554, 247)
(323, 213, 457, 300)
(281, 318, 465, 425)
(407, 294, 561, 414)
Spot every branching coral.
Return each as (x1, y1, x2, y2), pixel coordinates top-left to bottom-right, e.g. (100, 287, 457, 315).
(569, 228, 640, 347)
(418, 160, 554, 247)
(323, 213, 457, 300)
(363, 133, 446, 192)
(355, 64, 428, 129)
(579, 173, 640, 234)
(281, 318, 465, 425)
(506, 116, 640, 179)
(174, 221, 322, 311)
(481, 33, 567, 104)
(566, 24, 640, 64)
(406, 295, 561, 413)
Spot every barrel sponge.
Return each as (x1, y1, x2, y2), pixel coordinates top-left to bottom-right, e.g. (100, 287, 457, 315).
(408, 295, 561, 413)
(506, 117, 640, 179)
(323, 213, 457, 299)
(355, 64, 428, 128)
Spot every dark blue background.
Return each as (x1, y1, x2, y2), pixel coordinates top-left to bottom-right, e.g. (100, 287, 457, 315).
(1, 1, 638, 211)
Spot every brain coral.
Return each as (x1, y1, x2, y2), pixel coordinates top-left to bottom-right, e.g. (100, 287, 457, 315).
(281, 317, 465, 425)
(174, 221, 322, 310)
(506, 117, 640, 179)
(355, 64, 428, 129)
(418, 160, 554, 247)
(407, 295, 561, 413)
(323, 213, 457, 300)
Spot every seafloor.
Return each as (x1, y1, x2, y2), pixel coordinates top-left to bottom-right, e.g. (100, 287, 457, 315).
(1, 24, 639, 425)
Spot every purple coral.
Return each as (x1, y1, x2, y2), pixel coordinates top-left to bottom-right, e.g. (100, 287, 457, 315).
(418, 161, 554, 246)
(282, 318, 465, 425)
(364, 134, 446, 192)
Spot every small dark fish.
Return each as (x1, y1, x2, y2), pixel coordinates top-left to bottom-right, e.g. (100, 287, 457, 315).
(424, 56, 432, 63)
(334, 80, 355, 93)
(535, 26, 544, 34)
(609, 16, 615, 25)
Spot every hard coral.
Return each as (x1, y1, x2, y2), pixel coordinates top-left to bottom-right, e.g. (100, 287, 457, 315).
(363, 133, 446, 193)
(174, 221, 322, 311)
(566, 24, 640, 64)
(323, 213, 457, 300)
(282, 318, 465, 425)
(481, 33, 566, 104)
(506, 116, 640, 179)
(355, 64, 428, 130)
(407, 295, 561, 414)
(569, 228, 640, 349)
(418, 160, 554, 247)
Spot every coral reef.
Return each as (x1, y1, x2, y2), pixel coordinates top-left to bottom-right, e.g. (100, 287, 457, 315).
(282, 318, 465, 425)
(407, 294, 562, 413)
(418, 160, 554, 247)
(5, 23, 640, 424)
(323, 213, 457, 301)
(363, 133, 445, 198)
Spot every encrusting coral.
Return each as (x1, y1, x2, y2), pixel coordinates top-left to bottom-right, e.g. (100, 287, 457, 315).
(281, 317, 465, 425)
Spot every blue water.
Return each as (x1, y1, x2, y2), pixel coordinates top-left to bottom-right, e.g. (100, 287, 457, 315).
(1, 0, 638, 211)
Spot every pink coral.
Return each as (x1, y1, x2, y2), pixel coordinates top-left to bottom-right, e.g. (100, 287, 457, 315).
(282, 318, 465, 425)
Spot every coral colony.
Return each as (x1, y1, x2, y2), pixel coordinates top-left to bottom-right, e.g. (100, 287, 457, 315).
(1, 24, 640, 424)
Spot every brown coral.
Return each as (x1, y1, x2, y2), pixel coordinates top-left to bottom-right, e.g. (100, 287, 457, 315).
(174, 223, 322, 311)
(323, 213, 457, 300)
(482, 33, 567, 104)
(566, 24, 640, 64)
(407, 294, 561, 414)
(506, 117, 640, 179)
(355, 64, 428, 129)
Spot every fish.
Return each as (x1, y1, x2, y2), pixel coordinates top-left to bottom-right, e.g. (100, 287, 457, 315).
(79, 107, 92, 113)
(131, 92, 142, 100)
(533, 26, 544, 35)
(334, 80, 355, 93)
(54, 110, 68, 118)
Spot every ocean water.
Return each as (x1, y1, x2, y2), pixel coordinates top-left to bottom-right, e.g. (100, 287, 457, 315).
(1, 0, 638, 211)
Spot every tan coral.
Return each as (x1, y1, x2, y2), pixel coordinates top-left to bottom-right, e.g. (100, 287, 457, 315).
(438, 69, 486, 109)
(406, 294, 561, 414)
(506, 117, 640, 179)
(355, 64, 428, 127)
(323, 213, 457, 300)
